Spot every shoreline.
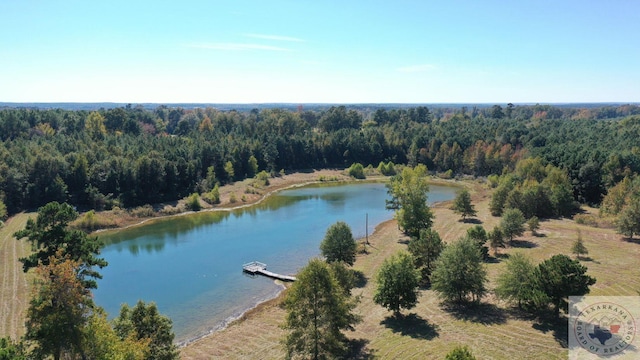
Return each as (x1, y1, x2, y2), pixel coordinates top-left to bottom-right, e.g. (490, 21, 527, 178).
(177, 217, 397, 349)
(176, 280, 287, 348)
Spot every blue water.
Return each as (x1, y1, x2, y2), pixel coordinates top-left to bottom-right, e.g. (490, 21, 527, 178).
(93, 182, 457, 342)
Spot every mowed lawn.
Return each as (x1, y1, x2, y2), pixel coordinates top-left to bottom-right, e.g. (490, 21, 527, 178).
(182, 181, 640, 359)
(0, 213, 34, 340)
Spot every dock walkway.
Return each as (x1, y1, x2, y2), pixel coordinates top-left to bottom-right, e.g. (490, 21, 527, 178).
(242, 261, 296, 282)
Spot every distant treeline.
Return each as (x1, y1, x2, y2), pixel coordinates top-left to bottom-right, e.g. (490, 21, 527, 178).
(1, 103, 639, 215)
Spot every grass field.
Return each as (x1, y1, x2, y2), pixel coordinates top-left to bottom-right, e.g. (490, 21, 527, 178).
(0, 213, 34, 340)
(2, 177, 639, 359)
(181, 180, 640, 359)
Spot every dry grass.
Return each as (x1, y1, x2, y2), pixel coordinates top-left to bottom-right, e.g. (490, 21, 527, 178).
(181, 179, 640, 359)
(0, 213, 34, 340)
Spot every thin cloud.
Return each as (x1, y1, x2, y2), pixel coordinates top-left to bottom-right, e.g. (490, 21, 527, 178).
(396, 64, 437, 73)
(186, 42, 291, 51)
(244, 33, 304, 42)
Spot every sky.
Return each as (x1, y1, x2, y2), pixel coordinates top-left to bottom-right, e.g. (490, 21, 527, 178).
(1, 0, 639, 104)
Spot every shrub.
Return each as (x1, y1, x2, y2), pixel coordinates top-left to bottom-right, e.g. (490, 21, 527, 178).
(256, 170, 270, 186)
(229, 193, 237, 203)
(348, 163, 366, 179)
(130, 205, 155, 218)
(186, 193, 202, 211)
(202, 185, 220, 205)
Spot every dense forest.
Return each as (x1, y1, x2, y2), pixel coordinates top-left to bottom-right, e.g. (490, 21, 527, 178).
(1, 103, 640, 217)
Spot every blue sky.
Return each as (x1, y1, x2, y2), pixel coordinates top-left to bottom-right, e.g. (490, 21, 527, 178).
(1, 0, 638, 103)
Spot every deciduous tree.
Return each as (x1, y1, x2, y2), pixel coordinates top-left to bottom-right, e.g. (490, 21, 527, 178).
(25, 256, 92, 360)
(373, 252, 421, 316)
(320, 221, 357, 266)
(386, 165, 434, 238)
(431, 237, 487, 305)
(500, 208, 526, 245)
(495, 252, 541, 309)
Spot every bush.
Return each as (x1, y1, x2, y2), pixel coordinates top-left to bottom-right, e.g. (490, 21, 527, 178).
(348, 163, 366, 179)
(202, 185, 220, 205)
(256, 170, 270, 186)
(186, 193, 202, 211)
(229, 193, 237, 204)
(130, 205, 155, 218)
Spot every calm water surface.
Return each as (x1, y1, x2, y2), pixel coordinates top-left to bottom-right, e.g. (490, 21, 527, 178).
(93, 182, 457, 342)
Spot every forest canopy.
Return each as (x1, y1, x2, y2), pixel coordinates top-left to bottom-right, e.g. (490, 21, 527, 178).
(1, 104, 639, 214)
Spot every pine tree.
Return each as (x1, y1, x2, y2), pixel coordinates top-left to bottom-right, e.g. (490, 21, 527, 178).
(452, 189, 476, 221)
(571, 229, 588, 260)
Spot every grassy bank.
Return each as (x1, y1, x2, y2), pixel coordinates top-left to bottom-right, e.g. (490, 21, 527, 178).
(0, 212, 34, 340)
(181, 180, 640, 359)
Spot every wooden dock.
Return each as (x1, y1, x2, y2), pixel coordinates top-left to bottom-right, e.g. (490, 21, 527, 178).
(242, 261, 296, 282)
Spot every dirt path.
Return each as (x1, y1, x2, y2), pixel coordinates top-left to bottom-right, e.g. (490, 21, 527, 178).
(0, 213, 33, 339)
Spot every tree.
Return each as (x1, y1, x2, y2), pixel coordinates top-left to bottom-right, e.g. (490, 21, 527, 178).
(83, 308, 149, 360)
(527, 216, 540, 235)
(386, 165, 434, 238)
(282, 259, 360, 360)
(616, 199, 640, 239)
(571, 229, 588, 260)
(495, 252, 541, 309)
(113, 301, 179, 360)
(247, 155, 259, 178)
(452, 189, 476, 221)
(431, 237, 487, 305)
(85, 111, 107, 139)
(0, 199, 7, 221)
(25, 256, 92, 360)
(347, 162, 365, 179)
(445, 345, 477, 360)
(534, 254, 596, 316)
(13, 202, 107, 289)
(407, 228, 444, 284)
(224, 161, 235, 182)
(466, 225, 489, 260)
(0, 337, 26, 360)
(488, 226, 505, 255)
(373, 252, 421, 316)
(320, 221, 357, 266)
(500, 208, 526, 245)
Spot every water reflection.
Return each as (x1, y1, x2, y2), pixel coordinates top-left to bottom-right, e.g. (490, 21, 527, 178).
(93, 182, 458, 342)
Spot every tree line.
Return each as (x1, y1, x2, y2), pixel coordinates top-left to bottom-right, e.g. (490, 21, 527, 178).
(1, 104, 640, 220)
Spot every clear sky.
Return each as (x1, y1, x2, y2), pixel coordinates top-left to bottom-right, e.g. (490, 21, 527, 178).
(1, 0, 639, 103)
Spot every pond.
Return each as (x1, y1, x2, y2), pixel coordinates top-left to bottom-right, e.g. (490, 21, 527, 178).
(93, 181, 458, 343)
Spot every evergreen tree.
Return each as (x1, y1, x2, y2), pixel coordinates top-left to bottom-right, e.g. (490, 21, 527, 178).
(527, 216, 540, 235)
(452, 189, 476, 221)
(283, 259, 360, 360)
(445, 345, 477, 360)
(571, 229, 588, 260)
(114, 301, 179, 360)
(407, 228, 444, 284)
(534, 254, 596, 316)
(13, 202, 107, 289)
(488, 226, 505, 256)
